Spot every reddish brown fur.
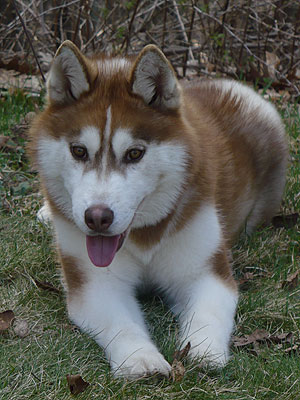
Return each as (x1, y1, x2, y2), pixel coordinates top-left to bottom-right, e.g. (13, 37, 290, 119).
(59, 252, 86, 293)
(28, 46, 287, 290)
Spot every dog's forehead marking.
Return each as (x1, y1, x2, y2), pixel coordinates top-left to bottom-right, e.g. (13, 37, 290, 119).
(112, 128, 134, 157)
(103, 106, 112, 142)
(79, 126, 101, 159)
(100, 106, 113, 174)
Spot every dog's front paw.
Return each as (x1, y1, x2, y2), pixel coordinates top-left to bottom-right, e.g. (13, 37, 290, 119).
(184, 338, 229, 368)
(112, 349, 171, 379)
(37, 203, 52, 225)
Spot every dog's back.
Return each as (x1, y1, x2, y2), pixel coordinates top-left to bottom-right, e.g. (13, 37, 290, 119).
(180, 79, 287, 242)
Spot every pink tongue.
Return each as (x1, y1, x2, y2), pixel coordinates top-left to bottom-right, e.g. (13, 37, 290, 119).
(86, 235, 120, 267)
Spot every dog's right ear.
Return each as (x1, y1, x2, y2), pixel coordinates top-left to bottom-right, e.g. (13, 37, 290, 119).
(47, 41, 97, 105)
(130, 45, 181, 111)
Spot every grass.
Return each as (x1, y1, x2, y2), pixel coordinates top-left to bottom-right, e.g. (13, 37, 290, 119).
(0, 89, 299, 400)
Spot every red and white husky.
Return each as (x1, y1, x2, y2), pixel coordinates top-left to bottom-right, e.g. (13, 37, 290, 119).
(28, 41, 287, 378)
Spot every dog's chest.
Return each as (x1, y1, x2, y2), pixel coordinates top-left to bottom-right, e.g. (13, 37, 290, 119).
(125, 203, 222, 289)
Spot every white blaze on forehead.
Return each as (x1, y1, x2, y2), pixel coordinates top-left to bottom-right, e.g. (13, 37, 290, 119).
(112, 128, 136, 158)
(100, 106, 112, 173)
(79, 126, 101, 159)
(103, 106, 112, 142)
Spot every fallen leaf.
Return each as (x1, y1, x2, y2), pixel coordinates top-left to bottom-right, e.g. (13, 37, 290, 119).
(269, 332, 293, 344)
(282, 271, 299, 291)
(272, 213, 299, 229)
(173, 341, 191, 361)
(66, 374, 90, 395)
(239, 272, 255, 289)
(0, 310, 15, 332)
(171, 359, 185, 382)
(233, 329, 270, 348)
(171, 342, 190, 382)
(34, 279, 60, 294)
(265, 51, 280, 80)
(0, 135, 9, 147)
(285, 345, 299, 355)
(13, 319, 29, 338)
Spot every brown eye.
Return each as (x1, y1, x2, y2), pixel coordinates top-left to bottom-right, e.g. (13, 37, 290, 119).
(70, 145, 88, 160)
(125, 148, 145, 163)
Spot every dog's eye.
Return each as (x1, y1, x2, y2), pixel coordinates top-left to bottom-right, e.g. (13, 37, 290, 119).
(124, 148, 145, 163)
(70, 145, 88, 161)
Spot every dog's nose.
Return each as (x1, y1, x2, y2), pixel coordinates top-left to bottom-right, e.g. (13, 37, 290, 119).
(84, 205, 114, 232)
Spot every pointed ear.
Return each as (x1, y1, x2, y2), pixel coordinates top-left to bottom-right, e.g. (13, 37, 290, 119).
(130, 45, 181, 111)
(47, 40, 97, 105)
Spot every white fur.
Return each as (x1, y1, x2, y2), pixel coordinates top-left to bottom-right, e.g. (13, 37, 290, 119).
(78, 126, 101, 159)
(177, 275, 237, 365)
(38, 127, 189, 236)
(37, 202, 52, 225)
(53, 203, 237, 376)
(38, 117, 238, 377)
(100, 106, 112, 174)
(213, 80, 285, 137)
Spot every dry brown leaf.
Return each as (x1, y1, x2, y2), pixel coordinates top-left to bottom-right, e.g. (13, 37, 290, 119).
(171, 359, 185, 382)
(0, 310, 15, 332)
(269, 332, 293, 344)
(34, 279, 61, 294)
(0, 135, 9, 148)
(239, 272, 255, 289)
(173, 341, 191, 361)
(265, 51, 280, 80)
(66, 374, 90, 395)
(285, 345, 299, 355)
(171, 342, 190, 382)
(272, 213, 299, 229)
(233, 329, 270, 348)
(282, 271, 299, 291)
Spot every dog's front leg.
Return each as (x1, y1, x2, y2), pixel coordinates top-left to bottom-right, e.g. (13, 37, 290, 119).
(176, 270, 238, 367)
(66, 269, 171, 378)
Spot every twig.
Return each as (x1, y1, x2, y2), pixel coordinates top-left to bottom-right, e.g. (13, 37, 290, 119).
(172, 0, 194, 61)
(289, 3, 300, 73)
(161, 0, 168, 51)
(238, 0, 252, 66)
(193, 5, 300, 96)
(82, 6, 117, 51)
(73, 0, 83, 44)
(121, 0, 142, 54)
(12, 0, 46, 82)
(183, 0, 195, 77)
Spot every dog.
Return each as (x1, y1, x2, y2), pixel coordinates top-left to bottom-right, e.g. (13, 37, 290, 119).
(28, 41, 288, 378)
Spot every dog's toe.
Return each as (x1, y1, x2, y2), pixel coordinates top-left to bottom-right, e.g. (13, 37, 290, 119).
(113, 350, 171, 379)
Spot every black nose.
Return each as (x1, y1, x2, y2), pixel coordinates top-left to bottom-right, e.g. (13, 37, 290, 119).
(84, 205, 114, 232)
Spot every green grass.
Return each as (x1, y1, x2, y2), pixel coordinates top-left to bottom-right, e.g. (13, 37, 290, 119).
(0, 91, 299, 399)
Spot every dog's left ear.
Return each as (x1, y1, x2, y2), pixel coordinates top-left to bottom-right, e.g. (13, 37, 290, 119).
(47, 40, 97, 105)
(130, 45, 181, 111)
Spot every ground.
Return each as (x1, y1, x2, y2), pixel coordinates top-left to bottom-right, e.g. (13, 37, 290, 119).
(0, 84, 299, 399)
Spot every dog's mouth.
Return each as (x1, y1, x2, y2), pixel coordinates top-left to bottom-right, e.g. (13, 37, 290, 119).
(86, 231, 126, 267)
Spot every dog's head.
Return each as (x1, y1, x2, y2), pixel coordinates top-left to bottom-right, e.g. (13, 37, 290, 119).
(28, 42, 193, 266)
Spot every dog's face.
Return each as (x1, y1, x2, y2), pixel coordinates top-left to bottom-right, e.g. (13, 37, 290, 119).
(36, 105, 188, 236)
(29, 42, 191, 266)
